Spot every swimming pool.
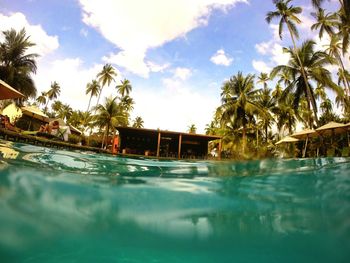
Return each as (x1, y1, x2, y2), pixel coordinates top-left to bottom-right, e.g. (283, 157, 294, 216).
(0, 139, 349, 262)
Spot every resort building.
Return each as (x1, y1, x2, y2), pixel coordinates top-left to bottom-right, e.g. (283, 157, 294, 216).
(115, 126, 222, 159)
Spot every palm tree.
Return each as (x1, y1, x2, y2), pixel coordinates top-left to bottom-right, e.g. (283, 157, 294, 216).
(85, 79, 100, 112)
(188, 124, 197, 134)
(325, 35, 350, 96)
(256, 87, 276, 142)
(45, 81, 61, 111)
(272, 83, 283, 101)
(320, 98, 333, 115)
(205, 121, 218, 135)
(95, 64, 117, 109)
(57, 103, 73, 121)
(120, 95, 134, 112)
(0, 28, 39, 99)
(337, 2, 350, 55)
(94, 96, 127, 148)
(51, 100, 63, 114)
(271, 40, 339, 128)
(36, 92, 47, 107)
(116, 79, 132, 97)
(68, 110, 82, 127)
(311, 8, 338, 38)
(266, 0, 302, 42)
(132, 116, 144, 128)
(311, 0, 324, 9)
(257, 72, 270, 89)
(266, 0, 317, 125)
(275, 94, 297, 137)
(219, 72, 263, 153)
(80, 111, 94, 133)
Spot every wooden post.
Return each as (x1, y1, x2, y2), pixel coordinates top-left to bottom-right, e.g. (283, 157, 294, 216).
(218, 139, 222, 160)
(178, 134, 182, 159)
(156, 132, 161, 157)
(303, 136, 309, 158)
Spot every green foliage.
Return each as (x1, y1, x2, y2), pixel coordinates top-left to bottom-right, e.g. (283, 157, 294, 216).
(0, 28, 39, 99)
(87, 135, 102, 148)
(68, 134, 81, 144)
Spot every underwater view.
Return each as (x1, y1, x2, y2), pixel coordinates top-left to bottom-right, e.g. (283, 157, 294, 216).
(0, 139, 349, 262)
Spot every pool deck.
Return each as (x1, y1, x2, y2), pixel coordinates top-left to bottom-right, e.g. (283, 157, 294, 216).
(0, 128, 110, 154)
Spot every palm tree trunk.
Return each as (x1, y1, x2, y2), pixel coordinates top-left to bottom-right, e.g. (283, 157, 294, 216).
(286, 22, 319, 128)
(94, 86, 104, 113)
(242, 125, 246, 155)
(45, 99, 49, 113)
(86, 94, 93, 112)
(336, 51, 350, 96)
(103, 122, 110, 149)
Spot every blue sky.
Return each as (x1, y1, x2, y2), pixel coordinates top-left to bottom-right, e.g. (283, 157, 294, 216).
(0, 0, 341, 133)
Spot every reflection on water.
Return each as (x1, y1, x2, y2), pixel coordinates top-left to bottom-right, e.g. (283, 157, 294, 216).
(0, 140, 350, 262)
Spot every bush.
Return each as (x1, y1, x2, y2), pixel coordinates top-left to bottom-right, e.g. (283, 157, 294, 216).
(68, 134, 81, 144)
(87, 135, 102, 148)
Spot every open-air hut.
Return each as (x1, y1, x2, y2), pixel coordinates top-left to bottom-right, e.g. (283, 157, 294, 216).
(17, 106, 49, 131)
(291, 128, 317, 157)
(115, 126, 222, 159)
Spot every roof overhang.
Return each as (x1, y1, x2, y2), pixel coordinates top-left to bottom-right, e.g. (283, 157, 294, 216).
(115, 126, 221, 142)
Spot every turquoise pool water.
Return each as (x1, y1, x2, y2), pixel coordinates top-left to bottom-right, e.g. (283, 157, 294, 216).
(0, 140, 349, 263)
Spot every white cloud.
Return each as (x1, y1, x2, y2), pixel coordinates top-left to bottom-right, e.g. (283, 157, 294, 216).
(0, 12, 59, 57)
(252, 42, 289, 72)
(210, 49, 233, 66)
(79, 0, 247, 77)
(270, 43, 290, 65)
(252, 60, 271, 73)
(147, 61, 171, 73)
(255, 41, 271, 55)
(132, 79, 220, 134)
(33, 56, 215, 134)
(33, 58, 122, 111)
(174, 67, 192, 80)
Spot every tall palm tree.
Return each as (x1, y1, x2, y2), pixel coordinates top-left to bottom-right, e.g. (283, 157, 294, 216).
(116, 79, 132, 97)
(94, 96, 127, 148)
(257, 72, 270, 89)
(85, 79, 100, 112)
(80, 111, 94, 133)
(51, 100, 63, 113)
(271, 40, 339, 128)
(45, 81, 61, 111)
(120, 95, 134, 112)
(205, 121, 218, 135)
(275, 94, 297, 137)
(311, 8, 338, 38)
(256, 87, 276, 142)
(95, 64, 117, 109)
(272, 83, 284, 101)
(132, 116, 144, 128)
(57, 103, 73, 122)
(219, 72, 263, 153)
(338, 1, 350, 55)
(36, 92, 47, 107)
(325, 35, 350, 96)
(0, 28, 39, 99)
(188, 124, 197, 134)
(266, 0, 317, 124)
(311, 0, 324, 9)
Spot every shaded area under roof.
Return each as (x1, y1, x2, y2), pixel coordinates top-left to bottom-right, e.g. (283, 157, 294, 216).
(115, 126, 221, 159)
(0, 79, 25, 100)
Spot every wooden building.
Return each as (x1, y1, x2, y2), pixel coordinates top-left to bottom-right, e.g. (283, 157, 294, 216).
(115, 126, 222, 159)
